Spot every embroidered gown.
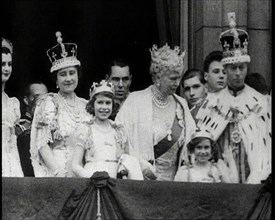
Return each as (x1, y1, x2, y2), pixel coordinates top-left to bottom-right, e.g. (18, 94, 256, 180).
(116, 85, 196, 181)
(2, 92, 24, 177)
(196, 85, 271, 184)
(30, 93, 89, 177)
(73, 120, 128, 178)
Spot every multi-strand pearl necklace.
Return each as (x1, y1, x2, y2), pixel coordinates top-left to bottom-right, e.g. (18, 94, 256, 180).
(57, 92, 81, 123)
(151, 85, 170, 109)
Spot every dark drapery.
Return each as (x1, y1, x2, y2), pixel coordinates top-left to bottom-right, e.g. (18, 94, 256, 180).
(58, 172, 124, 220)
(155, 0, 181, 47)
(246, 174, 272, 220)
(2, 174, 270, 219)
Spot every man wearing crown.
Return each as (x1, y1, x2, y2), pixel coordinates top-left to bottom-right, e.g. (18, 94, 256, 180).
(195, 13, 271, 184)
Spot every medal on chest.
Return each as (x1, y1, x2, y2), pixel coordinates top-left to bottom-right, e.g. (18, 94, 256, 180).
(231, 123, 241, 144)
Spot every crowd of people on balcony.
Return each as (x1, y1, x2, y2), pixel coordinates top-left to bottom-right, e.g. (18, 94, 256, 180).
(2, 14, 271, 184)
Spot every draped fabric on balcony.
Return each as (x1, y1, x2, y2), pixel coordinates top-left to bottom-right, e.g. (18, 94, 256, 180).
(2, 172, 271, 219)
(247, 174, 272, 220)
(155, 0, 181, 47)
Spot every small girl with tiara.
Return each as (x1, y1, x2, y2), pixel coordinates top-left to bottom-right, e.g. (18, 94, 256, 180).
(72, 80, 143, 180)
(175, 128, 238, 183)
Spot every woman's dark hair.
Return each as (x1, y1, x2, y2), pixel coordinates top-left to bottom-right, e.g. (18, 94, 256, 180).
(86, 91, 115, 115)
(2, 47, 12, 55)
(50, 65, 82, 83)
(187, 137, 217, 156)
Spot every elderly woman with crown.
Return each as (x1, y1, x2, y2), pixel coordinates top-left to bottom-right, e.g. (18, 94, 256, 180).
(2, 38, 24, 177)
(71, 80, 143, 180)
(116, 44, 196, 181)
(30, 32, 90, 177)
(195, 13, 271, 184)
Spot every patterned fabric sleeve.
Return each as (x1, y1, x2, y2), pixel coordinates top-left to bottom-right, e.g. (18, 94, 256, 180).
(73, 122, 91, 150)
(210, 163, 222, 183)
(174, 165, 189, 182)
(32, 94, 58, 150)
(30, 94, 58, 176)
(112, 122, 128, 158)
(11, 97, 21, 125)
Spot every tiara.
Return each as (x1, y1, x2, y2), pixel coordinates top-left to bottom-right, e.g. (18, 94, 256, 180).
(219, 12, 250, 64)
(46, 31, 81, 73)
(190, 127, 214, 141)
(2, 38, 13, 54)
(150, 44, 185, 75)
(89, 80, 115, 99)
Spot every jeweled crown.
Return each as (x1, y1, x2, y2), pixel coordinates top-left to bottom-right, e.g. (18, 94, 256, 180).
(46, 31, 81, 73)
(89, 80, 115, 99)
(191, 127, 214, 141)
(2, 38, 13, 54)
(150, 44, 185, 75)
(219, 12, 250, 65)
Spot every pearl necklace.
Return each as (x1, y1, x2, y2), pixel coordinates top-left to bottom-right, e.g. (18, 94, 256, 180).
(57, 92, 81, 123)
(151, 85, 170, 109)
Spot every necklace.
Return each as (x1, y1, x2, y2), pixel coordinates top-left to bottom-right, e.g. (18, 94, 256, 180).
(153, 98, 176, 142)
(57, 92, 81, 123)
(151, 85, 170, 109)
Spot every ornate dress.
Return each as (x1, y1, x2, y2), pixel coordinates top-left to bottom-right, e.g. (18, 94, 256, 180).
(73, 120, 129, 178)
(30, 93, 89, 177)
(2, 92, 24, 177)
(116, 85, 196, 181)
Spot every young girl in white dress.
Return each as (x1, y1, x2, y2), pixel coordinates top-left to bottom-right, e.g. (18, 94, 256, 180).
(72, 80, 143, 180)
(174, 128, 238, 183)
(2, 38, 24, 177)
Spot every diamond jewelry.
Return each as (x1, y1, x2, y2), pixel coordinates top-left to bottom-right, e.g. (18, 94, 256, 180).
(151, 85, 170, 109)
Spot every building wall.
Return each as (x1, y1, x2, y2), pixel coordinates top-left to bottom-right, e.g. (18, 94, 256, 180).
(189, 0, 271, 89)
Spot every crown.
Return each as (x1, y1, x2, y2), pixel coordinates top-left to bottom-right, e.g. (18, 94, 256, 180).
(190, 127, 214, 141)
(89, 80, 115, 99)
(150, 43, 185, 75)
(2, 38, 13, 54)
(219, 12, 250, 65)
(46, 31, 81, 73)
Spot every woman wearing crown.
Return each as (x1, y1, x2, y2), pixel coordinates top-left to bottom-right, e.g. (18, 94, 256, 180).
(71, 80, 143, 180)
(116, 44, 196, 181)
(2, 38, 24, 177)
(30, 32, 90, 177)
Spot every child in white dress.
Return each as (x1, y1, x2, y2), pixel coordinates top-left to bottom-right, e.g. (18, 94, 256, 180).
(72, 80, 143, 180)
(175, 128, 238, 183)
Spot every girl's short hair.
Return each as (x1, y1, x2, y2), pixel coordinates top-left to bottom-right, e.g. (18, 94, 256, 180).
(86, 91, 115, 115)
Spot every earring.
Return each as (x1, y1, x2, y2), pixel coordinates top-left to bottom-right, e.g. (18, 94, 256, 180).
(56, 85, 59, 89)
(156, 82, 160, 88)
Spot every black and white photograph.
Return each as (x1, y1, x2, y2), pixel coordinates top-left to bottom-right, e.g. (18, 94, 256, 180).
(2, 0, 272, 219)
